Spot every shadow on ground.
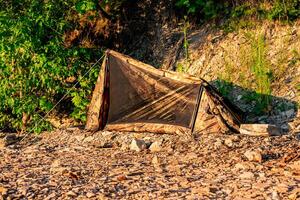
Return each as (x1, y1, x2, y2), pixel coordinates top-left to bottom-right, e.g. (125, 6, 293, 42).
(211, 79, 298, 128)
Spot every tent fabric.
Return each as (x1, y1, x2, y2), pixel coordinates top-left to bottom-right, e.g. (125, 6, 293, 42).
(86, 50, 244, 134)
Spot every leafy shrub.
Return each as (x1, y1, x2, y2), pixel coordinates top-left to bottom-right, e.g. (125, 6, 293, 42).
(268, 0, 300, 21)
(0, 0, 103, 132)
(175, 0, 225, 19)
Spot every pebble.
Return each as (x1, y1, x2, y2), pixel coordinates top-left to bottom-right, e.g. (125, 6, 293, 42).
(288, 160, 300, 172)
(86, 192, 96, 198)
(130, 139, 147, 152)
(244, 149, 262, 163)
(66, 191, 77, 197)
(224, 138, 233, 147)
(149, 141, 162, 152)
(239, 172, 255, 180)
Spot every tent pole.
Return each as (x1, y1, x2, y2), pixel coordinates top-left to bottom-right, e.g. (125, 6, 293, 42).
(191, 84, 204, 132)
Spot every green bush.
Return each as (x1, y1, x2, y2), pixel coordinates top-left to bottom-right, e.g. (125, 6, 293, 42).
(175, 0, 225, 19)
(0, 0, 103, 133)
(268, 0, 300, 21)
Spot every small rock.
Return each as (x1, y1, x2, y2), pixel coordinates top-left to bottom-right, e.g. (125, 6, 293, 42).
(101, 131, 113, 137)
(97, 193, 107, 200)
(120, 142, 128, 150)
(258, 172, 266, 179)
(288, 188, 300, 200)
(44, 193, 56, 200)
(50, 159, 70, 174)
(186, 152, 198, 160)
(83, 136, 94, 143)
(284, 109, 295, 119)
(234, 162, 249, 171)
(275, 183, 289, 193)
(272, 190, 280, 200)
(66, 191, 77, 197)
(240, 124, 281, 136)
(149, 141, 162, 152)
(244, 149, 262, 163)
(224, 138, 233, 147)
(130, 139, 147, 152)
(214, 138, 223, 149)
(152, 155, 160, 167)
(0, 134, 18, 148)
(95, 141, 113, 148)
(288, 160, 300, 172)
(209, 187, 219, 193)
(86, 192, 96, 198)
(116, 175, 127, 181)
(50, 159, 60, 169)
(74, 135, 85, 142)
(239, 172, 255, 180)
(0, 186, 8, 196)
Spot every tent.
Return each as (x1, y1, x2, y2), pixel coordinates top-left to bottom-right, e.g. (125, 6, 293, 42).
(85, 50, 244, 134)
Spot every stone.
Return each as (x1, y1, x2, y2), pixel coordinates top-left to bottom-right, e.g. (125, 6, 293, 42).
(288, 188, 300, 200)
(149, 141, 162, 152)
(288, 160, 300, 172)
(0, 133, 18, 148)
(186, 152, 198, 160)
(86, 192, 96, 198)
(50, 159, 70, 174)
(83, 136, 94, 143)
(152, 155, 160, 167)
(130, 139, 147, 152)
(120, 143, 129, 151)
(74, 135, 85, 142)
(224, 138, 233, 147)
(239, 172, 255, 180)
(240, 124, 281, 136)
(272, 190, 280, 200)
(0, 186, 8, 196)
(101, 131, 113, 137)
(283, 109, 295, 119)
(66, 191, 77, 197)
(234, 162, 249, 171)
(214, 138, 223, 149)
(44, 193, 56, 200)
(244, 149, 262, 163)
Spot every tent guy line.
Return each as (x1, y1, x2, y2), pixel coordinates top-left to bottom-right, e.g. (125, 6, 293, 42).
(19, 53, 106, 143)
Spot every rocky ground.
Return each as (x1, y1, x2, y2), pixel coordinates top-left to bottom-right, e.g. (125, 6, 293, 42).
(0, 128, 300, 200)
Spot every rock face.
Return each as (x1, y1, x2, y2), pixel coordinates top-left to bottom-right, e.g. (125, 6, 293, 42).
(130, 139, 147, 152)
(240, 124, 281, 136)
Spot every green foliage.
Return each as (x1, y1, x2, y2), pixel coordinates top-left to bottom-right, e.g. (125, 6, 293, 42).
(0, 0, 103, 132)
(247, 33, 272, 114)
(176, 63, 187, 73)
(182, 16, 190, 64)
(215, 80, 233, 97)
(75, 0, 97, 14)
(175, 0, 224, 19)
(268, 0, 300, 21)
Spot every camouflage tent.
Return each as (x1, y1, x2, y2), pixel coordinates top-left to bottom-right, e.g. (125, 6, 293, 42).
(85, 50, 244, 134)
